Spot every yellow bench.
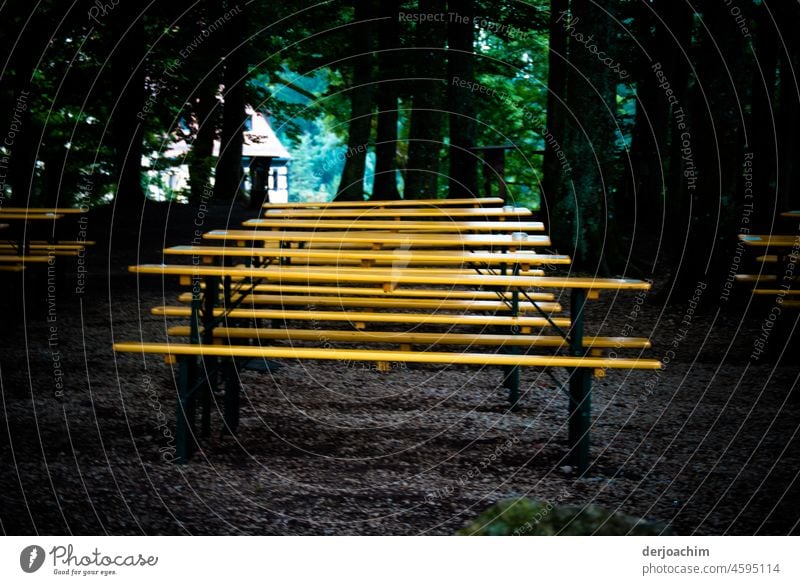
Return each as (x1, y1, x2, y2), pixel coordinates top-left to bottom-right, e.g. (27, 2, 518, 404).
(243, 219, 545, 233)
(203, 229, 550, 250)
(164, 245, 569, 268)
(260, 207, 532, 219)
(175, 292, 563, 314)
(167, 325, 652, 351)
(263, 197, 505, 209)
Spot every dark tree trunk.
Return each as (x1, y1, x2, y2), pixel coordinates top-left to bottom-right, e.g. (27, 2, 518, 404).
(775, 1, 800, 214)
(554, 0, 618, 271)
(541, 0, 569, 228)
(214, 2, 248, 204)
(371, 0, 401, 201)
(187, 2, 221, 205)
(405, 0, 446, 200)
(110, 3, 147, 212)
(336, 0, 376, 201)
(748, 0, 778, 231)
(447, 0, 478, 198)
(4, 8, 47, 206)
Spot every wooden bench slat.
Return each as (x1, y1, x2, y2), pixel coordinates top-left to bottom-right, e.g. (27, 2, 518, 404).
(751, 288, 800, 296)
(175, 292, 563, 313)
(132, 264, 651, 291)
(263, 197, 504, 209)
(203, 230, 550, 248)
(164, 245, 570, 266)
(113, 342, 661, 370)
(151, 306, 570, 327)
(200, 283, 557, 301)
(166, 325, 652, 349)
(260, 207, 532, 219)
(242, 219, 545, 232)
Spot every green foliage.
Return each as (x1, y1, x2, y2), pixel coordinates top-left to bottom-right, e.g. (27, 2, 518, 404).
(458, 498, 670, 536)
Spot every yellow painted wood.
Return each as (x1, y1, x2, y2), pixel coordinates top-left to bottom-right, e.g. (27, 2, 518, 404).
(175, 292, 563, 313)
(0, 207, 86, 214)
(243, 219, 545, 232)
(780, 210, 800, 219)
(0, 249, 79, 258)
(132, 263, 651, 290)
(782, 300, 800, 308)
(166, 325, 652, 349)
(0, 254, 54, 262)
(0, 265, 25, 272)
(738, 234, 799, 247)
(0, 213, 64, 220)
(751, 288, 800, 296)
(261, 207, 531, 219)
(113, 342, 662, 370)
(263, 197, 504, 209)
(204, 229, 549, 248)
(27, 240, 95, 246)
(755, 255, 779, 263)
(198, 282, 557, 301)
(151, 305, 572, 327)
(0, 243, 88, 251)
(735, 274, 800, 284)
(164, 245, 570, 266)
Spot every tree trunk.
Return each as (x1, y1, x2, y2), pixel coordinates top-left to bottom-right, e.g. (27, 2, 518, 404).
(447, 0, 478, 198)
(749, 0, 778, 230)
(371, 0, 401, 201)
(554, 0, 618, 271)
(187, 2, 221, 205)
(776, 1, 800, 213)
(214, 1, 247, 204)
(335, 0, 376, 201)
(406, 0, 446, 200)
(110, 3, 147, 212)
(541, 0, 569, 228)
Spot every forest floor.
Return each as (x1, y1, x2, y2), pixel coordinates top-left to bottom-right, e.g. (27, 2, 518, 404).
(0, 203, 798, 535)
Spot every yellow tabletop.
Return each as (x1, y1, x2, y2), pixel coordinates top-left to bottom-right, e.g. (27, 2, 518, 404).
(738, 234, 799, 248)
(263, 197, 504, 209)
(0, 207, 86, 214)
(164, 245, 571, 266)
(203, 230, 549, 249)
(131, 263, 651, 291)
(780, 211, 800, 219)
(0, 212, 64, 220)
(261, 207, 532, 219)
(243, 219, 544, 232)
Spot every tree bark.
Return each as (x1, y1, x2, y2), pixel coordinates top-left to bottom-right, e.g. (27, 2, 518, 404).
(336, 0, 376, 201)
(371, 0, 401, 201)
(405, 0, 446, 200)
(541, 0, 569, 229)
(214, 1, 247, 204)
(447, 0, 478, 198)
(109, 3, 147, 212)
(554, 0, 618, 271)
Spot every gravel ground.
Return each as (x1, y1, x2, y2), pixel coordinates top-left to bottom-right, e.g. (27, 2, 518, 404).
(0, 203, 798, 535)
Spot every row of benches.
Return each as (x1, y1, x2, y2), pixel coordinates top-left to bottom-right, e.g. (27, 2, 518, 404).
(113, 198, 662, 473)
(0, 207, 93, 272)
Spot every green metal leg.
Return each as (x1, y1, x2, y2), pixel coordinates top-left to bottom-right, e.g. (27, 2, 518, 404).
(175, 355, 194, 464)
(222, 359, 240, 435)
(200, 274, 219, 438)
(568, 289, 592, 473)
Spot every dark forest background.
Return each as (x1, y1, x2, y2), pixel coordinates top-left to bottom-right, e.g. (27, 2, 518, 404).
(1, 0, 798, 292)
